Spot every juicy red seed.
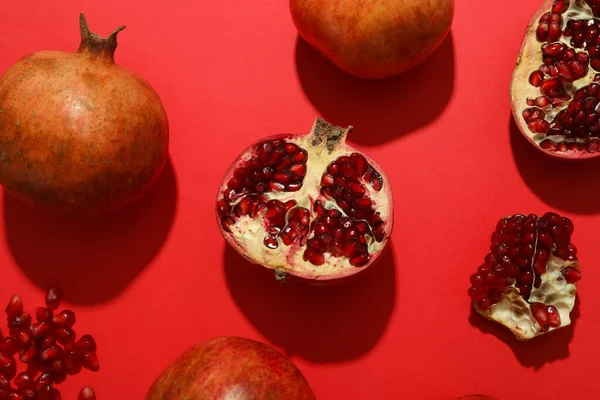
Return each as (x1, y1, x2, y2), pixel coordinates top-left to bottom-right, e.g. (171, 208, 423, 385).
(39, 336, 56, 349)
(19, 347, 36, 364)
(562, 266, 582, 283)
(16, 331, 32, 347)
(5, 295, 23, 318)
(55, 328, 75, 345)
(34, 308, 53, 323)
(75, 335, 97, 352)
(531, 303, 561, 330)
(40, 346, 63, 362)
(0, 355, 16, 380)
(468, 285, 489, 301)
(303, 250, 325, 266)
(45, 288, 62, 311)
(30, 322, 53, 339)
(263, 236, 279, 249)
(0, 373, 8, 389)
(0, 338, 19, 356)
(14, 373, 33, 389)
(81, 351, 100, 372)
(349, 253, 370, 267)
(529, 70, 544, 87)
(78, 387, 96, 400)
(8, 392, 24, 400)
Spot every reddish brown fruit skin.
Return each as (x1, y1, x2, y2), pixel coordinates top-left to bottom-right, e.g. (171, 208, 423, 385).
(146, 337, 317, 400)
(0, 14, 169, 216)
(453, 396, 499, 400)
(290, 0, 454, 79)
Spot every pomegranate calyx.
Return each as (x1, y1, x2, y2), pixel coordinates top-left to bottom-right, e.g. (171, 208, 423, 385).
(310, 117, 353, 153)
(77, 13, 125, 63)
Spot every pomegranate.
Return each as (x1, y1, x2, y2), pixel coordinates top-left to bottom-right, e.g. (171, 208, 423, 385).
(0, 14, 169, 216)
(0, 287, 99, 399)
(216, 117, 393, 282)
(453, 396, 498, 400)
(146, 336, 316, 400)
(468, 212, 581, 340)
(289, 0, 454, 79)
(508, 0, 600, 158)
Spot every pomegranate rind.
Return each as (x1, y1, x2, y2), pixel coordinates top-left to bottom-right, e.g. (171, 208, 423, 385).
(509, 0, 600, 159)
(473, 255, 580, 340)
(216, 119, 393, 283)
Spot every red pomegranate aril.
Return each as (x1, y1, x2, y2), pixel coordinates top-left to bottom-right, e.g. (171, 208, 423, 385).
(81, 351, 99, 372)
(34, 308, 53, 324)
(45, 288, 61, 311)
(13, 373, 33, 389)
(39, 346, 63, 362)
(35, 374, 52, 390)
(0, 355, 17, 380)
(562, 266, 582, 283)
(0, 337, 19, 357)
(29, 322, 53, 339)
(7, 391, 24, 400)
(75, 335, 97, 352)
(18, 347, 35, 364)
(78, 387, 96, 400)
(54, 328, 74, 346)
(16, 331, 32, 347)
(5, 296, 23, 319)
(0, 373, 8, 389)
(63, 352, 83, 375)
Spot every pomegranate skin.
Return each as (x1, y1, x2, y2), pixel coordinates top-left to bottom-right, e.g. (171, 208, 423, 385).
(0, 14, 169, 216)
(290, 0, 454, 79)
(146, 336, 317, 400)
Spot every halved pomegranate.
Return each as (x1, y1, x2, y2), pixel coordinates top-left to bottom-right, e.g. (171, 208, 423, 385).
(216, 118, 393, 282)
(510, 0, 600, 158)
(468, 213, 581, 340)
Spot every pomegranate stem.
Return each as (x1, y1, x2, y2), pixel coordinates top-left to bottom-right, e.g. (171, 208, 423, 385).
(310, 117, 353, 153)
(77, 13, 126, 63)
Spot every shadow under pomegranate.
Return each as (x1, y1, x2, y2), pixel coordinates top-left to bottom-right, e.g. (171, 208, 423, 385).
(510, 116, 600, 214)
(468, 298, 580, 369)
(223, 242, 396, 363)
(2, 157, 178, 305)
(294, 32, 455, 146)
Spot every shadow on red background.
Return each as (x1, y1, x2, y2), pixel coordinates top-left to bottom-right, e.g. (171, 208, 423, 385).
(2, 157, 178, 305)
(294, 32, 455, 146)
(510, 116, 600, 214)
(468, 299, 580, 369)
(224, 243, 396, 363)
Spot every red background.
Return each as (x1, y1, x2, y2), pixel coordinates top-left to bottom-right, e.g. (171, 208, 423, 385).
(1, 0, 599, 399)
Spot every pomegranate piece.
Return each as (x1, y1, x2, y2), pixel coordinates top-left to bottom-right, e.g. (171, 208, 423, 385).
(510, 0, 600, 159)
(468, 212, 581, 340)
(5, 296, 23, 319)
(216, 118, 393, 282)
(147, 336, 316, 400)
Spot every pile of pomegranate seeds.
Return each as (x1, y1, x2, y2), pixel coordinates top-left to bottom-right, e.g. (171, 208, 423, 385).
(520, 0, 600, 152)
(0, 287, 99, 399)
(468, 212, 582, 339)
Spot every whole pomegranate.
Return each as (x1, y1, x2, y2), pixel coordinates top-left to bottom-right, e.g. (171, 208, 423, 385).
(453, 396, 499, 400)
(0, 14, 169, 216)
(289, 0, 454, 79)
(468, 212, 581, 340)
(216, 117, 393, 283)
(509, 0, 600, 158)
(146, 336, 317, 400)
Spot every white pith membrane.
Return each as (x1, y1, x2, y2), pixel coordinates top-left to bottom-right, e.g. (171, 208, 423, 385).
(510, 0, 600, 157)
(472, 214, 581, 340)
(217, 118, 392, 281)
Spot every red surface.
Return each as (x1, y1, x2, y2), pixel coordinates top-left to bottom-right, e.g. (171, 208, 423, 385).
(1, 1, 600, 399)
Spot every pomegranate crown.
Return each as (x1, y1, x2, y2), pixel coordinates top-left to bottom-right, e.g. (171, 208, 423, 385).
(77, 13, 126, 63)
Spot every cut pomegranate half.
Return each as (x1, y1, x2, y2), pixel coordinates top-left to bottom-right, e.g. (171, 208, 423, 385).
(216, 117, 393, 282)
(510, 0, 600, 158)
(469, 212, 581, 340)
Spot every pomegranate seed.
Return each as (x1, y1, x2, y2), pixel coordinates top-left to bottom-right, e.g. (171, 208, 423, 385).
(0, 373, 8, 389)
(0, 337, 19, 357)
(18, 347, 36, 364)
(0, 355, 16, 380)
(562, 266, 582, 283)
(45, 288, 62, 311)
(303, 250, 325, 266)
(29, 322, 53, 339)
(8, 391, 24, 400)
(40, 346, 63, 362)
(81, 351, 100, 372)
(75, 335, 97, 352)
(34, 308, 53, 323)
(78, 387, 96, 400)
(14, 373, 33, 389)
(35, 373, 52, 390)
(5, 296, 23, 318)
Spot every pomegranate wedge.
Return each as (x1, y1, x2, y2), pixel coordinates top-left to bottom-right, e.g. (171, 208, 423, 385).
(469, 213, 581, 340)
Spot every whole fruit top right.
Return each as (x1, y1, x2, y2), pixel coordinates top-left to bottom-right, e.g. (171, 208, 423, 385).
(511, 0, 600, 158)
(289, 0, 454, 79)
